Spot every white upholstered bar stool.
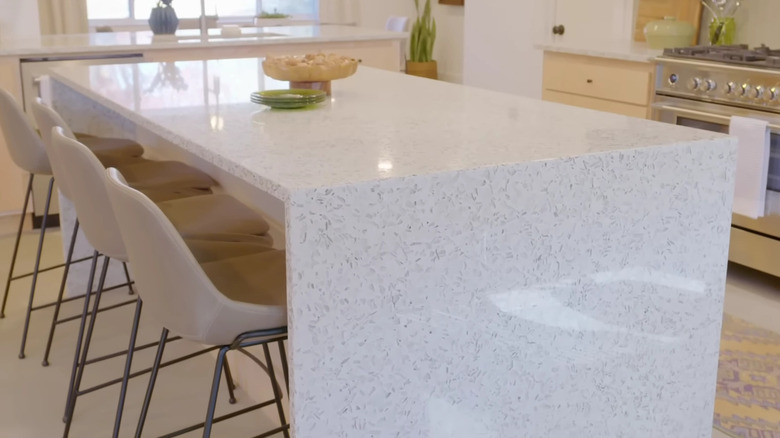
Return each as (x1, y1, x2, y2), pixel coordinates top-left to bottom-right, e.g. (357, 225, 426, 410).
(0, 88, 147, 359)
(106, 167, 289, 438)
(50, 128, 276, 438)
(31, 98, 262, 366)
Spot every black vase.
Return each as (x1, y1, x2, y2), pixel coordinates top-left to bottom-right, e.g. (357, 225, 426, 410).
(149, 6, 179, 35)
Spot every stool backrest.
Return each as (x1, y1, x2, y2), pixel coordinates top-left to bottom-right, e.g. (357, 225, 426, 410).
(0, 88, 51, 175)
(30, 99, 75, 198)
(51, 127, 127, 260)
(105, 167, 223, 342)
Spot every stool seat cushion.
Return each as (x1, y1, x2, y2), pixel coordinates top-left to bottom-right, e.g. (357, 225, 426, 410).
(184, 235, 275, 263)
(74, 133, 145, 157)
(199, 250, 287, 344)
(157, 194, 272, 237)
(116, 160, 216, 191)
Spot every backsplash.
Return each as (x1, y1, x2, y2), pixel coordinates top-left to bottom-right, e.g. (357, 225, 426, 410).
(698, 0, 780, 47)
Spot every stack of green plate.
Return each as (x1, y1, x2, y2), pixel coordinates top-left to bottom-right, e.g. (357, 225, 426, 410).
(250, 89, 327, 109)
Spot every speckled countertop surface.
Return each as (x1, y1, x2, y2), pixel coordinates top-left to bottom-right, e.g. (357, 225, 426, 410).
(50, 57, 724, 199)
(0, 25, 404, 58)
(536, 39, 663, 63)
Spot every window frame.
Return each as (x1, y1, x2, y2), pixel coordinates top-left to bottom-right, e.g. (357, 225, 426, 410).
(87, 0, 317, 26)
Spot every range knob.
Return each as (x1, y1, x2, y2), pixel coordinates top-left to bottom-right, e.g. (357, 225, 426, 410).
(725, 81, 737, 95)
(765, 87, 779, 102)
(740, 83, 752, 97)
(702, 79, 717, 92)
(753, 85, 765, 100)
(687, 77, 702, 90)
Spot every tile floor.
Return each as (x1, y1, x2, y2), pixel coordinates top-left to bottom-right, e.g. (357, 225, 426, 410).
(0, 227, 776, 437)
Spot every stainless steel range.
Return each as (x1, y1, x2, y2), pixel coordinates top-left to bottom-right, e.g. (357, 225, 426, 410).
(653, 44, 780, 277)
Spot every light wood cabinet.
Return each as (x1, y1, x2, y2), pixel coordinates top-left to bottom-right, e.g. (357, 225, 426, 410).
(542, 51, 655, 118)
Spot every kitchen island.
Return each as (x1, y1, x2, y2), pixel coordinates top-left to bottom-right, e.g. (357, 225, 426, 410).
(0, 24, 405, 219)
(49, 58, 735, 438)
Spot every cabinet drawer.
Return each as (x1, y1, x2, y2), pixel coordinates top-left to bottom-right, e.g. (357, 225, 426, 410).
(543, 52, 652, 106)
(543, 90, 648, 118)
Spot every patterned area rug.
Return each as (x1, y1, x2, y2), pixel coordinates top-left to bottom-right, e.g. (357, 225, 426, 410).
(714, 315, 780, 438)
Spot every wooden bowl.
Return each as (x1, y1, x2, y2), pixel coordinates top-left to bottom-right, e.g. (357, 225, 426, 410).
(262, 54, 358, 83)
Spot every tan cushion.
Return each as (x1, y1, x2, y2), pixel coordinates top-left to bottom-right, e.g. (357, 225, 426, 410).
(200, 250, 287, 307)
(115, 160, 216, 190)
(184, 235, 275, 263)
(75, 134, 145, 157)
(140, 186, 213, 202)
(157, 194, 271, 236)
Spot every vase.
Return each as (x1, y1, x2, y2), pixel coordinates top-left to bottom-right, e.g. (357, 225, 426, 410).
(149, 6, 179, 35)
(709, 17, 735, 46)
(406, 61, 438, 80)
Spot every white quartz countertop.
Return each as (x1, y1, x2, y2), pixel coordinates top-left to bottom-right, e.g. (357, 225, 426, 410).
(536, 39, 662, 63)
(0, 25, 405, 58)
(49, 58, 724, 200)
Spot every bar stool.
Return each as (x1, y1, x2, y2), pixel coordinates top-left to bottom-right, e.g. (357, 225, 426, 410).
(0, 88, 146, 359)
(106, 167, 289, 438)
(50, 128, 277, 437)
(31, 98, 276, 366)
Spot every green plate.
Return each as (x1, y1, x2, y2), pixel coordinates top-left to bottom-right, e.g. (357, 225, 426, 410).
(251, 89, 326, 101)
(250, 89, 327, 109)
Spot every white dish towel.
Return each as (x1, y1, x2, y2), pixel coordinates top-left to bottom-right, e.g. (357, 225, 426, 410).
(730, 115, 770, 219)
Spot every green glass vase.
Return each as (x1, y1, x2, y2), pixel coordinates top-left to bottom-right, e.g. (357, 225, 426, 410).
(709, 17, 735, 45)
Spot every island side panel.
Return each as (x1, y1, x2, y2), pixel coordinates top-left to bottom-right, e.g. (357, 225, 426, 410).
(285, 140, 736, 438)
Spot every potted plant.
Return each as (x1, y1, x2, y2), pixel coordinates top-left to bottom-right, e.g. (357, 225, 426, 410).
(149, 0, 179, 35)
(254, 9, 292, 26)
(407, 0, 438, 79)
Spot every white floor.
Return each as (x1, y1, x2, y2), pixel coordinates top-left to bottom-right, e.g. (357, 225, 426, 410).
(0, 228, 286, 437)
(0, 228, 776, 438)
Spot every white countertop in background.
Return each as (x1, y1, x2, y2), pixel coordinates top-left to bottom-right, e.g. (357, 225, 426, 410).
(50, 57, 722, 199)
(536, 39, 662, 63)
(0, 25, 405, 58)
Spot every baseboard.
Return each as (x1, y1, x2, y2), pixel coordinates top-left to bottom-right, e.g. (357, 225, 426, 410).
(31, 213, 60, 230)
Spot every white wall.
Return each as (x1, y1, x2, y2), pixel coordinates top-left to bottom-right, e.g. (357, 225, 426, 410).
(356, 0, 464, 83)
(0, 0, 40, 41)
(698, 0, 780, 47)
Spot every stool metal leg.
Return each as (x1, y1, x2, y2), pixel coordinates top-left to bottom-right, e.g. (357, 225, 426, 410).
(19, 176, 54, 359)
(203, 346, 230, 438)
(223, 354, 238, 404)
(278, 340, 289, 394)
(113, 298, 142, 438)
(62, 251, 98, 422)
(63, 255, 110, 438)
(135, 327, 169, 438)
(42, 220, 79, 367)
(262, 343, 290, 438)
(0, 173, 33, 319)
(121, 262, 134, 295)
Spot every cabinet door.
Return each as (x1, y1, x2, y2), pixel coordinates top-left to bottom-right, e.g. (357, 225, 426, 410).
(550, 0, 633, 42)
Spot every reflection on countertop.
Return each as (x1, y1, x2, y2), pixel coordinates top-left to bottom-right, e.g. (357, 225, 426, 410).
(0, 25, 406, 57)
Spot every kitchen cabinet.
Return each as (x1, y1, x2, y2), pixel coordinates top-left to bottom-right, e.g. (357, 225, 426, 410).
(463, 0, 636, 99)
(549, 0, 634, 43)
(542, 51, 655, 118)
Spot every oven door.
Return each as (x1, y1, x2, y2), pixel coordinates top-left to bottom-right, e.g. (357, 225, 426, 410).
(653, 95, 780, 275)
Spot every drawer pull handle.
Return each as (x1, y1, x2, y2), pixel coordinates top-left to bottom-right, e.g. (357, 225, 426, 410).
(586, 79, 593, 84)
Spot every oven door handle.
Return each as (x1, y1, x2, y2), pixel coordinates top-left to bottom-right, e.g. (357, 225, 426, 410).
(653, 103, 780, 131)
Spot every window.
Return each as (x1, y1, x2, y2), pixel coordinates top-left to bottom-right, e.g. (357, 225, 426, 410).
(87, 0, 317, 22)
